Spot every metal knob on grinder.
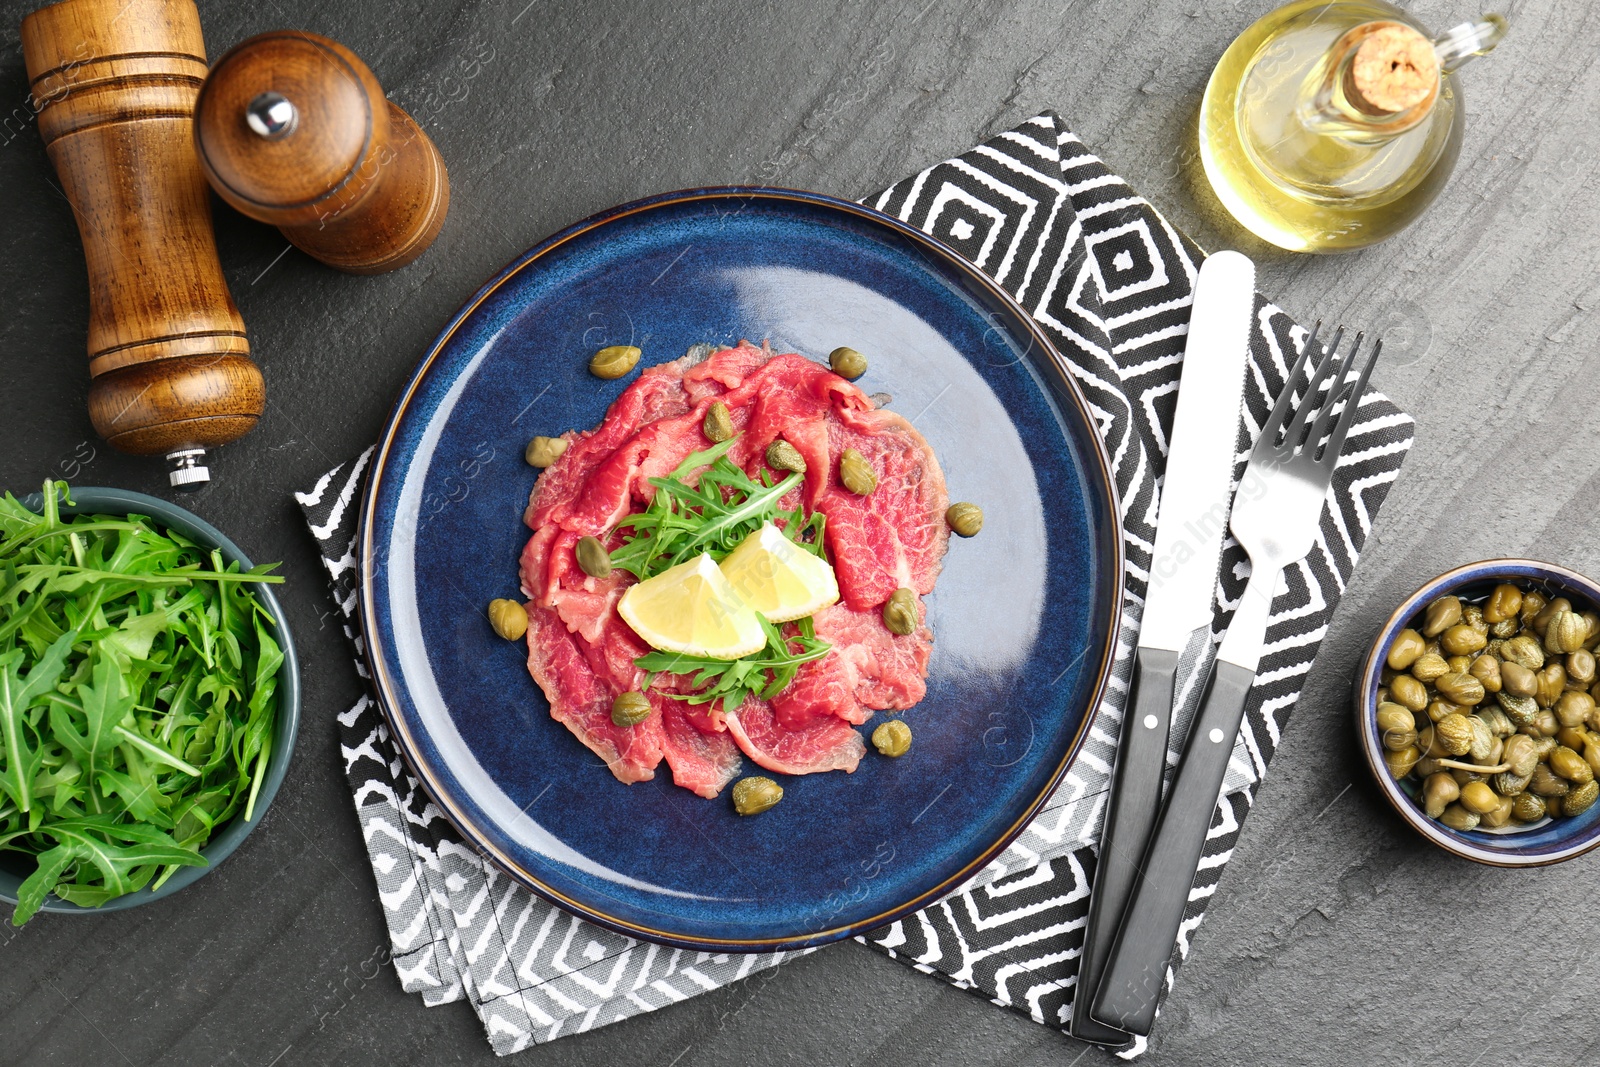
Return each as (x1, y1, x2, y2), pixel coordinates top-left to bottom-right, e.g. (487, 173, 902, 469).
(194, 32, 450, 275)
(20, 0, 265, 491)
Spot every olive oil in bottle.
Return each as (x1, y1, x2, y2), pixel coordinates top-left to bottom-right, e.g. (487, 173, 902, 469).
(1199, 1, 1506, 252)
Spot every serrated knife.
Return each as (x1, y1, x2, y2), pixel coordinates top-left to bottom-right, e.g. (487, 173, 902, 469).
(1069, 249, 1256, 1046)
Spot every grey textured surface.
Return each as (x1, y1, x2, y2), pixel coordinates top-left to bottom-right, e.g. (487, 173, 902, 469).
(0, 0, 1595, 1064)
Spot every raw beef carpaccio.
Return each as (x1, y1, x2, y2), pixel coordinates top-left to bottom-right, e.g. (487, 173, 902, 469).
(519, 342, 949, 798)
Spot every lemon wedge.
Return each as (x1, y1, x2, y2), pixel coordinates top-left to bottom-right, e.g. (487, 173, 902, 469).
(717, 522, 840, 624)
(618, 553, 767, 660)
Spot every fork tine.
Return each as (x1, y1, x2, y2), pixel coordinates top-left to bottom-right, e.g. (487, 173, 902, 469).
(1318, 337, 1383, 464)
(1257, 321, 1321, 454)
(1305, 331, 1362, 458)
(1281, 325, 1345, 451)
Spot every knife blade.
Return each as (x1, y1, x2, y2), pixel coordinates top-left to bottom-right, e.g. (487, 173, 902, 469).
(1069, 249, 1256, 1045)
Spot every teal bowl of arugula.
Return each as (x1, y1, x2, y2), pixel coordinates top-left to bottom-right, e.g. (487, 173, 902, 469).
(0, 483, 299, 924)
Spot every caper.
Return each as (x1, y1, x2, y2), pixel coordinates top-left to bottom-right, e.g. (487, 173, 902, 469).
(1422, 595, 1463, 638)
(732, 776, 783, 816)
(1484, 583, 1524, 624)
(1567, 649, 1596, 686)
(1422, 773, 1460, 818)
(1440, 624, 1487, 657)
(1555, 690, 1595, 729)
(1384, 744, 1422, 778)
(1500, 635, 1546, 671)
(1447, 654, 1473, 674)
(1466, 715, 1495, 762)
(1439, 803, 1480, 832)
(1582, 611, 1600, 651)
(882, 587, 918, 636)
(590, 344, 642, 379)
(1469, 654, 1502, 694)
(1433, 713, 1475, 756)
(1435, 672, 1486, 707)
(828, 346, 868, 380)
(1415, 755, 1447, 778)
(487, 598, 528, 641)
(1387, 628, 1426, 670)
(1480, 795, 1515, 829)
(1544, 609, 1588, 655)
(1532, 596, 1572, 637)
(1566, 780, 1600, 816)
(1410, 653, 1449, 684)
(1528, 763, 1571, 798)
(1463, 604, 1489, 635)
(1536, 663, 1567, 708)
(1586, 739, 1600, 777)
(525, 435, 569, 468)
(1546, 795, 1565, 818)
(1477, 704, 1514, 738)
(872, 719, 912, 757)
(838, 447, 878, 495)
(1417, 724, 1441, 756)
(610, 690, 653, 727)
(1557, 726, 1591, 754)
(1376, 687, 1391, 705)
(765, 438, 807, 474)
(1456, 780, 1498, 815)
(1389, 674, 1428, 712)
(1496, 691, 1539, 727)
(1489, 616, 1520, 639)
(703, 401, 734, 442)
(1550, 745, 1595, 785)
(1500, 661, 1538, 699)
(1502, 734, 1541, 778)
(1532, 709, 1560, 737)
(1376, 703, 1417, 751)
(1519, 589, 1548, 626)
(576, 535, 613, 579)
(1532, 735, 1559, 759)
(1492, 770, 1531, 796)
(946, 502, 984, 538)
(1483, 736, 1505, 768)
(1511, 792, 1547, 822)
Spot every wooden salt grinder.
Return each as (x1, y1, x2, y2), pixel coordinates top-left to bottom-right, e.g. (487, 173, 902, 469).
(193, 32, 450, 274)
(21, 0, 264, 490)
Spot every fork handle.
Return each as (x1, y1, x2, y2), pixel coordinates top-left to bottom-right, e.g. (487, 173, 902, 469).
(1090, 657, 1256, 1036)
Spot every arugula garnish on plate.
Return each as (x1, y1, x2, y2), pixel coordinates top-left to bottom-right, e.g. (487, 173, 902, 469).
(606, 435, 834, 709)
(635, 615, 832, 714)
(608, 437, 824, 580)
(0, 482, 285, 925)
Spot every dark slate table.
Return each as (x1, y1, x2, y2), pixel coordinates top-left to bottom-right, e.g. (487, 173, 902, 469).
(2, 0, 1595, 1063)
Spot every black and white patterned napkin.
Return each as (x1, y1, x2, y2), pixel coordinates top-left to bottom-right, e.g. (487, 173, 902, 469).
(296, 112, 1413, 1057)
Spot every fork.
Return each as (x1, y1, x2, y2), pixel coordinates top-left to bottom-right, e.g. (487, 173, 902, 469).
(1088, 323, 1383, 1036)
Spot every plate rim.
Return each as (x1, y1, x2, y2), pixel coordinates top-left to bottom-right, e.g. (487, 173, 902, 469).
(358, 185, 1125, 950)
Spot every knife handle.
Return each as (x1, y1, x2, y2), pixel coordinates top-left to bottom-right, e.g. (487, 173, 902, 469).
(1090, 658, 1255, 1036)
(1069, 646, 1180, 1045)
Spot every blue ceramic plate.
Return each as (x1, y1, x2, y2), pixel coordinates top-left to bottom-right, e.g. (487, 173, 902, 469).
(1357, 559, 1600, 867)
(360, 188, 1121, 949)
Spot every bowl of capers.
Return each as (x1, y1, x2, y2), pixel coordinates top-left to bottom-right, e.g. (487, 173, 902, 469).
(1357, 560, 1600, 866)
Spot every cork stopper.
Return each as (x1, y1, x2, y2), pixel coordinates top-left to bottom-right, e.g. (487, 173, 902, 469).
(1345, 22, 1440, 115)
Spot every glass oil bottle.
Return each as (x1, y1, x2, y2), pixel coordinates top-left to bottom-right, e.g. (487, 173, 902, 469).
(1199, 1, 1506, 252)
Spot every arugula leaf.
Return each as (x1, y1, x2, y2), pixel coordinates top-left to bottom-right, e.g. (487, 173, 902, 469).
(635, 615, 832, 714)
(608, 434, 806, 581)
(0, 630, 78, 814)
(0, 481, 281, 924)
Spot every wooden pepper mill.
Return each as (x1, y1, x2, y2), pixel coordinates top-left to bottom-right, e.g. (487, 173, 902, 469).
(21, 0, 265, 490)
(194, 32, 450, 274)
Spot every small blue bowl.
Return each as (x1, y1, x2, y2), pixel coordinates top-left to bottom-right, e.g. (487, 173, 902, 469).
(1357, 559, 1600, 866)
(0, 487, 300, 915)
